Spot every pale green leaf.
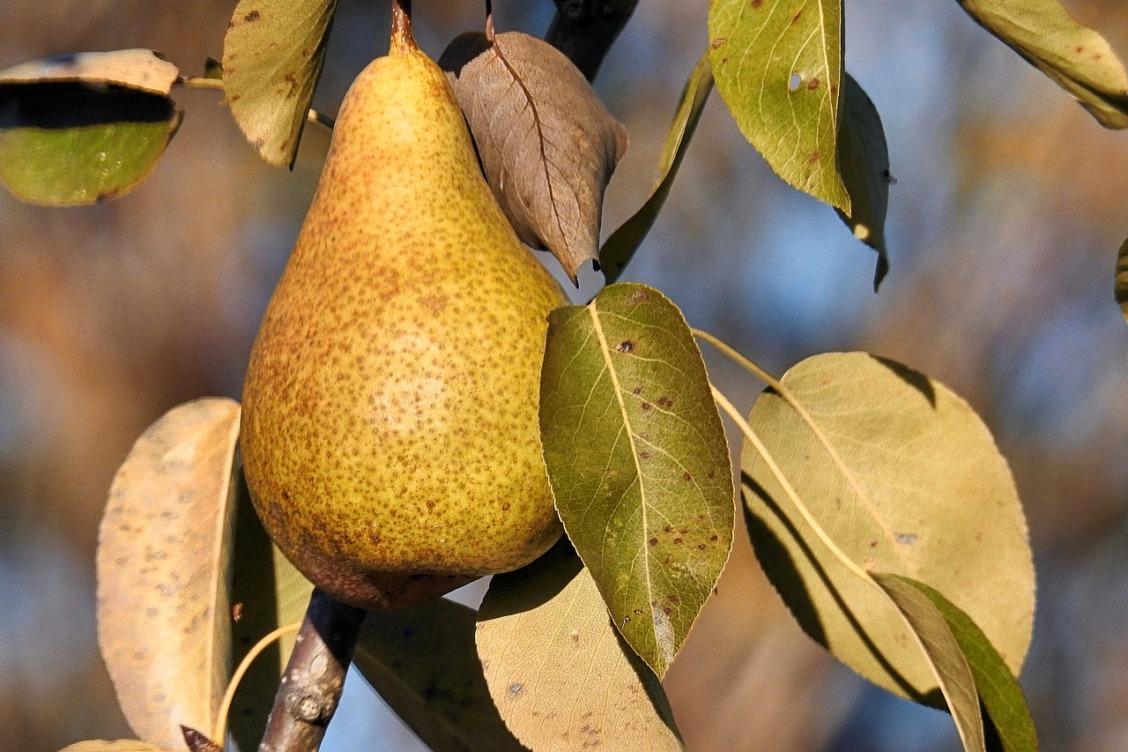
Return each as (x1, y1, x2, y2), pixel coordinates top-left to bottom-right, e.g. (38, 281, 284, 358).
(222, 0, 338, 166)
(227, 460, 314, 751)
(476, 541, 683, 751)
(601, 52, 713, 284)
(741, 353, 1035, 702)
(0, 50, 181, 206)
(835, 73, 891, 290)
(708, 0, 849, 210)
(96, 398, 241, 749)
(540, 282, 734, 678)
(895, 576, 1039, 752)
(352, 599, 523, 752)
(872, 573, 986, 752)
(1116, 236, 1128, 322)
(957, 0, 1128, 128)
(58, 742, 171, 752)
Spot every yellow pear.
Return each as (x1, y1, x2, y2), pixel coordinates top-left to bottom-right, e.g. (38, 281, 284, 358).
(239, 13, 567, 610)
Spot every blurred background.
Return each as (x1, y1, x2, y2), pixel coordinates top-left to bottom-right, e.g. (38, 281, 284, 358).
(1, 0, 1126, 750)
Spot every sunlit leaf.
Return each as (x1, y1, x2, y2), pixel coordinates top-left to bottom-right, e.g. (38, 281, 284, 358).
(1115, 236, 1128, 322)
(540, 282, 734, 678)
(476, 541, 683, 751)
(835, 73, 891, 290)
(601, 52, 713, 285)
(0, 50, 181, 206)
(708, 0, 849, 210)
(58, 742, 171, 752)
(957, 0, 1128, 128)
(96, 398, 241, 749)
(873, 573, 986, 752)
(222, 0, 338, 166)
(0, 49, 178, 94)
(227, 459, 314, 751)
(352, 598, 523, 752)
(440, 31, 628, 284)
(741, 353, 1035, 702)
(889, 575, 1038, 752)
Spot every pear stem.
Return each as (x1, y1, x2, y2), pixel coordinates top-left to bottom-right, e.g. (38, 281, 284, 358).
(390, 0, 415, 53)
(257, 589, 367, 752)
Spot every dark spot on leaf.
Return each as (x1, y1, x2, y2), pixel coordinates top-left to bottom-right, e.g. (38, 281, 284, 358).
(616, 340, 634, 353)
(641, 402, 652, 411)
(663, 606, 673, 615)
(507, 683, 524, 698)
(683, 472, 693, 482)
(807, 78, 820, 90)
(667, 594, 679, 603)
(709, 534, 719, 542)
(244, 10, 260, 22)
(648, 537, 658, 546)
(663, 525, 674, 533)
(673, 538, 683, 545)
(751, 0, 763, 6)
(711, 37, 727, 49)
(657, 395, 674, 408)
(697, 543, 706, 550)
(622, 615, 631, 625)
(632, 386, 643, 395)
(791, 11, 802, 23)
(808, 150, 820, 163)
(634, 608, 644, 615)
(640, 450, 651, 459)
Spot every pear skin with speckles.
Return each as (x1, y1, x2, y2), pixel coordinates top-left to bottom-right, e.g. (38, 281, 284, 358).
(239, 21, 567, 610)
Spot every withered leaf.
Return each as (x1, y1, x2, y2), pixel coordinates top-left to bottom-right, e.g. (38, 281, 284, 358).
(440, 30, 628, 285)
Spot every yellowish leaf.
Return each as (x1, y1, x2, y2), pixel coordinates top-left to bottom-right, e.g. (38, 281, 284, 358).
(96, 398, 241, 748)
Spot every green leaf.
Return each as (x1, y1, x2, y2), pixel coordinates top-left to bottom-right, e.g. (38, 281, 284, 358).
(708, 0, 849, 210)
(222, 0, 338, 166)
(352, 599, 524, 752)
(476, 540, 683, 750)
(0, 50, 181, 206)
(540, 282, 734, 678)
(889, 576, 1038, 751)
(872, 573, 986, 752)
(741, 352, 1035, 702)
(227, 459, 314, 751)
(835, 73, 891, 290)
(956, 0, 1128, 128)
(601, 52, 713, 285)
(96, 398, 241, 749)
(1116, 236, 1128, 323)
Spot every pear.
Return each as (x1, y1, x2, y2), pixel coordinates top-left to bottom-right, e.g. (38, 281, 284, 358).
(239, 11, 567, 610)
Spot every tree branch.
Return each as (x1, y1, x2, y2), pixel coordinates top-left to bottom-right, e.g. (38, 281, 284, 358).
(258, 589, 368, 752)
(546, 0, 640, 81)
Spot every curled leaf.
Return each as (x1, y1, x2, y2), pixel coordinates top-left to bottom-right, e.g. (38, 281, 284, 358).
(440, 30, 628, 284)
(222, 0, 338, 166)
(0, 50, 182, 206)
(957, 0, 1128, 128)
(835, 73, 892, 290)
(540, 283, 734, 678)
(873, 573, 986, 752)
(601, 52, 713, 285)
(96, 398, 241, 749)
(1116, 235, 1128, 323)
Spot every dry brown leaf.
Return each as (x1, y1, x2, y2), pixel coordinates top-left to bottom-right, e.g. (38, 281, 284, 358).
(440, 30, 628, 284)
(96, 398, 242, 749)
